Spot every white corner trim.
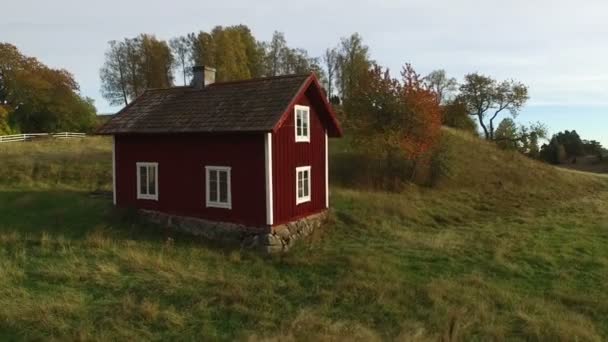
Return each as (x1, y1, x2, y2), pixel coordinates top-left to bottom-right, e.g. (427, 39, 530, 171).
(296, 165, 311, 205)
(325, 130, 329, 209)
(294, 104, 310, 143)
(205, 166, 232, 209)
(112, 135, 116, 205)
(136, 162, 159, 201)
(265, 133, 274, 225)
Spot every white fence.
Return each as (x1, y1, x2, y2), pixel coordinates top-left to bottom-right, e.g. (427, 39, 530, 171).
(0, 132, 86, 143)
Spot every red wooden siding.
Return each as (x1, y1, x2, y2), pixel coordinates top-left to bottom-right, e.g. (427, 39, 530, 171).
(272, 86, 328, 225)
(115, 133, 267, 227)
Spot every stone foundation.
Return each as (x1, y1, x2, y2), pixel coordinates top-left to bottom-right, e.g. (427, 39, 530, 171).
(242, 212, 328, 253)
(139, 209, 327, 253)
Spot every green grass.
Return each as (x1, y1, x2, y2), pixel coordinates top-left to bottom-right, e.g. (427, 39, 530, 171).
(1, 131, 607, 340)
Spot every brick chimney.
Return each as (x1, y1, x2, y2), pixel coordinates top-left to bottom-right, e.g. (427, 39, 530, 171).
(191, 65, 216, 89)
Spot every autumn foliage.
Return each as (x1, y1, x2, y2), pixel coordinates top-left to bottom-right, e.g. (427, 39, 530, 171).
(400, 64, 443, 160)
(347, 63, 442, 186)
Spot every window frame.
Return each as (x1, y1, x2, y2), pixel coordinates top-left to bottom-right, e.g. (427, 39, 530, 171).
(205, 166, 232, 209)
(296, 166, 311, 205)
(136, 162, 159, 201)
(294, 105, 310, 143)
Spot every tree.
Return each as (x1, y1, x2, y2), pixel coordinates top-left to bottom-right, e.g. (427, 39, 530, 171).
(349, 63, 442, 186)
(335, 33, 372, 103)
(458, 73, 529, 140)
(261, 31, 324, 80)
(494, 118, 547, 156)
(1, 43, 96, 132)
(494, 118, 519, 150)
(555, 130, 584, 157)
(539, 130, 602, 164)
(582, 139, 604, 159)
(100, 41, 129, 106)
(540, 137, 567, 164)
(323, 48, 338, 99)
(0, 106, 11, 134)
(189, 31, 215, 67)
(188, 25, 265, 82)
(400, 64, 443, 160)
(423, 69, 458, 105)
(100, 34, 174, 105)
(170, 36, 192, 86)
(264, 31, 288, 76)
(442, 98, 478, 133)
(139, 34, 174, 89)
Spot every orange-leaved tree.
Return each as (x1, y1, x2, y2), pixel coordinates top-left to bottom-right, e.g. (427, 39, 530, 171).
(348, 63, 443, 187)
(400, 63, 442, 160)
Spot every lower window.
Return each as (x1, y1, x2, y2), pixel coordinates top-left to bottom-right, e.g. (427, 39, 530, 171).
(137, 162, 158, 200)
(206, 166, 232, 209)
(296, 166, 311, 204)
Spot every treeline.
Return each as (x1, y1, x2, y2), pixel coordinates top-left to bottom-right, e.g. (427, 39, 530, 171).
(101, 25, 553, 187)
(540, 130, 605, 164)
(0, 43, 97, 134)
(100, 26, 325, 106)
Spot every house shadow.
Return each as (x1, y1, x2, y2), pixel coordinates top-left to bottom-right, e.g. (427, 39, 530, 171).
(0, 189, 243, 253)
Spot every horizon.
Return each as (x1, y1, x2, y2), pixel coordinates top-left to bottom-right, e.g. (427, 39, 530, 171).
(3, 0, 606, 145)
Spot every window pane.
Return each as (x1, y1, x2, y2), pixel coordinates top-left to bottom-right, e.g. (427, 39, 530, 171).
(219, 171, 228, 203)
(148, 166, 156, 195)
(298, 172, 303, 198)
(303, 172, 309, 197)
(209, 170, 218, 202)
(302, 113, 308, 136)
(296, 112, 302, 136)
(140, 166, 147, 194)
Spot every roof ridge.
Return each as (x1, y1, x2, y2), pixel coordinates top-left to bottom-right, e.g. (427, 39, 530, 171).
(208, 73, 311, 87)
(145, 85, 191, 91)
(143, 74, 312, 92)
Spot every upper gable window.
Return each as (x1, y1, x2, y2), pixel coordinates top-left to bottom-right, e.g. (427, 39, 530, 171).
(294, 105, 310, 142)
(137, 162, 158, 200)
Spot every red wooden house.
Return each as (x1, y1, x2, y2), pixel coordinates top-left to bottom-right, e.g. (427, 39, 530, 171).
(98, 66, 342, 249)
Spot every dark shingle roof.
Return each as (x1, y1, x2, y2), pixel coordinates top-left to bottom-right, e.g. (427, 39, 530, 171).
(97, 74, 312, 134)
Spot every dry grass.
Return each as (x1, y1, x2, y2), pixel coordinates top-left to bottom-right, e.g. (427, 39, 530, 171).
(0, 129, 607, 340)
(0, 136, 111, 190)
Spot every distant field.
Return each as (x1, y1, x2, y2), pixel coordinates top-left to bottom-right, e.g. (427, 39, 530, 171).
(1, 131, 607, 340)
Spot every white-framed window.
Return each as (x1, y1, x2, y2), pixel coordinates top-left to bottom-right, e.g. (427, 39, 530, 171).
(136, 162, 158, 200)
(294, 105, 310, 142)
(205, 166, 232, 209)
(296, 166, 311, 204)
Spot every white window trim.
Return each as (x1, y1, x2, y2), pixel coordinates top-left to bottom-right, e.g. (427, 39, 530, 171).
(136, 162, 159, 201)
(294, 105, 310, 143)
(265, 133, 274, 225)
(205, 166, 232, 209)
(296, 166, 311, 205)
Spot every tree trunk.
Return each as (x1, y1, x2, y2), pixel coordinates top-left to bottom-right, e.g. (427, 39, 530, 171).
(476, 113, 490, 140)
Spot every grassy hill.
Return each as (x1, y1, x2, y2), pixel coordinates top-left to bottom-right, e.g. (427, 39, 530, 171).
(0, 130, 607, 340)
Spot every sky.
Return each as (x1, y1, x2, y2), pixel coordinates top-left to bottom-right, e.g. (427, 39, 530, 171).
(2, 0, 607, 145)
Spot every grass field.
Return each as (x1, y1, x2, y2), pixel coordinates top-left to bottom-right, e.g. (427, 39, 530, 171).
(1, 131, 607, 340)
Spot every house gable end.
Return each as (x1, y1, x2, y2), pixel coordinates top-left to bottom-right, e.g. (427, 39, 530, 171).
(272, 74, 343, 138)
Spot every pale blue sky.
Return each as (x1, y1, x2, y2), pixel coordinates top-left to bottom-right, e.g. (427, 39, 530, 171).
(2, 0, 606, 145)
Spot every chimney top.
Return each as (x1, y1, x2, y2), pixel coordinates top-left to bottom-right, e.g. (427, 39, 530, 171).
(191, 65, 216, 89)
